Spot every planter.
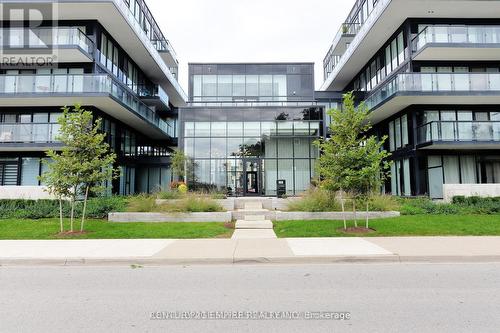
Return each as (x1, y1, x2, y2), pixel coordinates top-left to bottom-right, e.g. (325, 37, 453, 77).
(108, 212, 232, 223)
(275, 211, 400, 221)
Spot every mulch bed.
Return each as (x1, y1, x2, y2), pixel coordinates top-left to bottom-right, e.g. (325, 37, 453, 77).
(55, 231, 90, 237)
(337, 227, 376, 234)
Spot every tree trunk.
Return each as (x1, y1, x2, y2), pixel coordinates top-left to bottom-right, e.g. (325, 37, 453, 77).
(353, 198, 358, 228)
(59, 198, 64, 233)
(70, 198, 75, 232)
(365, 200, 369, 229)
(80, 186, 90, 232)
(339, 190, 347, 230)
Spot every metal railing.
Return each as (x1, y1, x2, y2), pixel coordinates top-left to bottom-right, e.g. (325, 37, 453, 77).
(0, 123, 60, 143)
(0, 74, 174, 137)
(412, 25, 500, 53)
(187, 100, 320, 107)
(365, 73, 500, 110)
(0, 27, 94, 54)
(417, 121, 500, 144)
(138, 84, 170, 107)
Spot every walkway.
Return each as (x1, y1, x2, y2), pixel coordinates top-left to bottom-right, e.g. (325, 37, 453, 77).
(2, 237, 500, 265)
(231, 201, 277, 239)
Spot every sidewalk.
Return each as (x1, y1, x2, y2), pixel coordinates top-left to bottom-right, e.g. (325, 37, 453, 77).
(2, 236, 500, 265)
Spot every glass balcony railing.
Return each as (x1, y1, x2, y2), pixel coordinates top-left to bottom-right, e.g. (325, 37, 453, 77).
(0, 123, 60, 144)
(0, 27, 94, 54)
(412, 25, 500, 53)
(417, 121, 500, 145)
(323, 23, 361, 79)
(0, 74, 174, 138)
(138, 85, 170, 108)
(365, 73, 500, 110)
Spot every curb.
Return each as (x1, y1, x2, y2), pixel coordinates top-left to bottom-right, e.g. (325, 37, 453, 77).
(2, 255, 500, 266)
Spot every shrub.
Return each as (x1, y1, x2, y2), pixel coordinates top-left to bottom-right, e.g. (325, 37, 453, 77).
(178, 184, 188, 194)
(0, 197, 127, 219)
(364, 195, 400, 212)
(126, 194, 156, 213)
(155, 194, 224, 213)
(287, 188, 341, 212)
(157, 190, 183, 200)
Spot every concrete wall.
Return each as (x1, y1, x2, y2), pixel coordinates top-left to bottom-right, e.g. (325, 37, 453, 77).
(0, 186, 56, 200)
(443, 184, 500, 203)
(275, 211, 400, 221)
(109, 212, 232, 223)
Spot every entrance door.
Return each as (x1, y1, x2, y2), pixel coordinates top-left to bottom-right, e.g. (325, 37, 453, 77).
(244, 159, 260, 195)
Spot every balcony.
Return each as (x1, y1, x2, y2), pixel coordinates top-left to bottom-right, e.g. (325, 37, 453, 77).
(320, 0, 500, 91)
(365, 73, 500, 124)
(138, 85, 170, 113)
(0, 74, 174, 139)
(0, 27, 94, 62)
(412, 25, 500, 61)
(417, 121, 500, 150)
(0, 123, 63, 151)
(323, 23, 361, 80)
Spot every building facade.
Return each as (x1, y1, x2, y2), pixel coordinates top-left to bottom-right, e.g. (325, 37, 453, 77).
(322, 0, 500, 199)
(2, 0, 499, 199)
(178, 63, 323, 196)
(0, 0, 186, 196)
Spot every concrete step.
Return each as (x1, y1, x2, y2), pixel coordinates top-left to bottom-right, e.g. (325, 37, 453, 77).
(235, 220, 273, 229)
(245, 215, 266, 221)
(244, 202, 263, 210)
(231, 229, 277, 239)
(232, 211, 277, 221)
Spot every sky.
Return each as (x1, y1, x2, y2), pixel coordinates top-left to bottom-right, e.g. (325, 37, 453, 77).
(146, 0, 353, 93)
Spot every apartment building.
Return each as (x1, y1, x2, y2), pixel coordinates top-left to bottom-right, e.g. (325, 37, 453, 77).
(0, 0, 186, 196)
(322, 0, 500, 199)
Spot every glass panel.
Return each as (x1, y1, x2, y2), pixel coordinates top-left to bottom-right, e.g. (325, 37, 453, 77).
(265, 159, 277, 196)
(184, 122, 195, 137)
(210, 138, 226, 158)
(194, 138, 210, 158)
(403, 158, 411, 196)
(211, 122, 226, 137)
(233, 75, 245, 96)
(460, 156, 477, 184)
(217, 75, 232, 97)
(294, 159, 310, 194)
(278, 159, 294, 195)
(193, 75, 202, 96)
(227, 138, 243, 157)
(273, 75, 287, 97)
(259, 75, 273, 97)
(243, 122, 261, 137)
(246, 75, 258, 96)
(21, 158, 39, 186)
(443, 156, 460, 184)
(202, 75, 217, 96)
(194, 122, 210, 137)
(227, 122, 243, 137)
(457, 112, 473, 140)
(428, 167, 444, 199)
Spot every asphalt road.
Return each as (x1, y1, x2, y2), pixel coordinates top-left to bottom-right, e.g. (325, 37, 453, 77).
(1, 263, 499, 333)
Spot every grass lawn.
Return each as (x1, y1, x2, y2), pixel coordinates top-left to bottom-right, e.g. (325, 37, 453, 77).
(0, 219, 233, 240)
(274, 215, 500, 238)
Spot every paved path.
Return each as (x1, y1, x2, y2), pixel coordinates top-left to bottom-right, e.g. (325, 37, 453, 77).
(2, 236, 500, 265)
(231, 202, 278, 239)
(1, 263, 500, 332)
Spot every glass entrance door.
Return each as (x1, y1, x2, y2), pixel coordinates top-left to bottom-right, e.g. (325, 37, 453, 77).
(244, 159, 260, 195)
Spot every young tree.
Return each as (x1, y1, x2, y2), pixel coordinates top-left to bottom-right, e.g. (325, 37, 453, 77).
(171, 149, 187, 181)
(41, 105, 119, 233)
(315, 92, 391, 230)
